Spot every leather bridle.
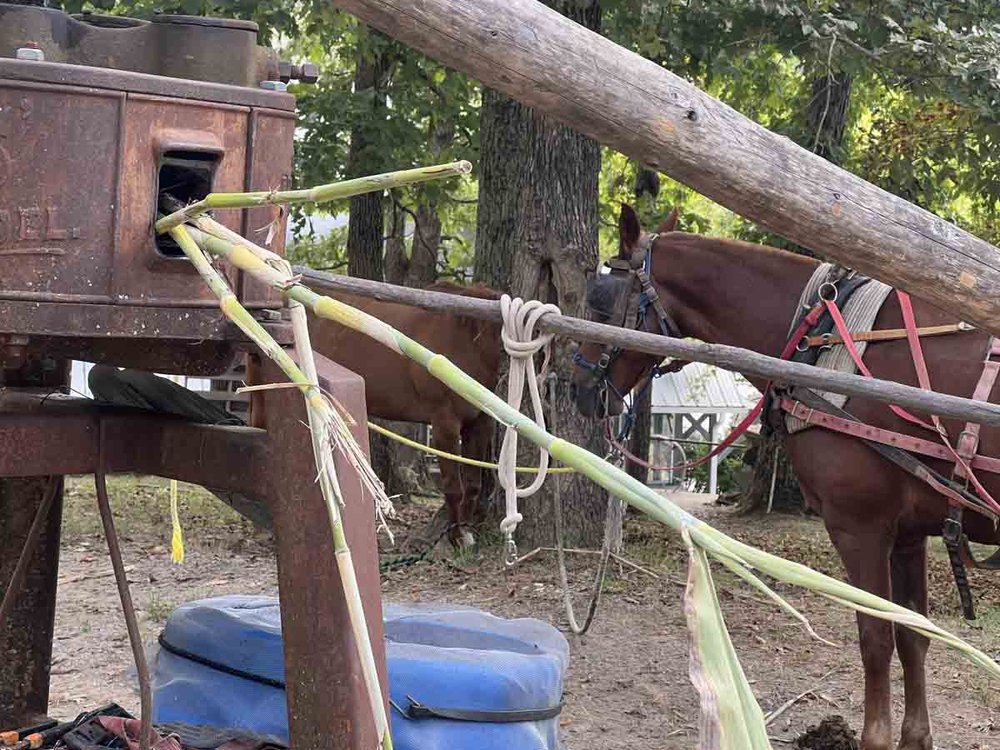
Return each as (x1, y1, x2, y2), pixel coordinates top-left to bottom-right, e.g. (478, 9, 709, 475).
(572, 233, 681, 408)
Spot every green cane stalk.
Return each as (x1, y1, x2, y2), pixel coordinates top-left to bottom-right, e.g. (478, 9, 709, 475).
(156, 161, 472, 233)
(169, 225, 394, 750)
(181, 215, 1000, 746)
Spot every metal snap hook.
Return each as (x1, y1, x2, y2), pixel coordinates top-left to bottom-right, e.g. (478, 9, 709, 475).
(504, 533, 519, 567)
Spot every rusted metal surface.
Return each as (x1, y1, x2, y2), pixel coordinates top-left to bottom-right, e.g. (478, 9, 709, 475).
(0, 475, 62, 727)
(0, 5, 280, 89)
(0, 303, 292, 373)
(0, 397, 269, 497)
(0, 362, 65, 728)
(0, 360, 387, 750)
(113, 94, 247, 307)
(0, 60, 295, 110)
(260, 354, 388, 750)
(0, 71, 293, 371)
(0, 80, 121, 301)
(240, 109, 296, 307)
(0, 300, 290, 341)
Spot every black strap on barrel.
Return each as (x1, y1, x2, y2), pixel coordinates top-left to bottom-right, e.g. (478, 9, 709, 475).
(390, 696, 563, 724)
(158, 633, 286, 690)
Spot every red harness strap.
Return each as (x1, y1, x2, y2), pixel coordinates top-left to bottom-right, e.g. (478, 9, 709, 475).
(797, 292, 1000, 517)
(952, 337, 1000, 479)
(781, 398, 1000, 475)
(616, 301, 828, 473)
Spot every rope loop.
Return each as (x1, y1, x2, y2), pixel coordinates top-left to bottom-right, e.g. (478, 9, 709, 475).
(498, 294, 561, 549)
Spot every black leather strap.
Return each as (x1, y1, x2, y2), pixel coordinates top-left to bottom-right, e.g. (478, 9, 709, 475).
(943, 507, 977, 620)
(390, 696, 563, 723)
(158, 633, 286, 689)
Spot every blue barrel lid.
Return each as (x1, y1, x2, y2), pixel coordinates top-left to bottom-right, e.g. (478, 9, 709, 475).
(159, 596, 569, 711)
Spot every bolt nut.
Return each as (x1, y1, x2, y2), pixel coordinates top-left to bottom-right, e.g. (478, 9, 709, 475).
(277, 60, 293, 83)
(15, 46, 45, 62)
(296, 62, 320, 84)
(259, 80, 288, 92)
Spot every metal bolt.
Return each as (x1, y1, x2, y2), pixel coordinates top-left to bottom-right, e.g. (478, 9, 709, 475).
(259, 80, 288, 92)
(15, 43, 44, 62)
(278, 60, 320, 85)
(295, 62, 320, 85)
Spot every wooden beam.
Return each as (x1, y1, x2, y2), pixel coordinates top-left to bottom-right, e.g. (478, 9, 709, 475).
(296, 268, 1000, 429)
(332, 0, 1000, 335)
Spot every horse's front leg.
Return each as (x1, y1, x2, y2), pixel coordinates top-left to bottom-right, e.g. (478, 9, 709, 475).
(891, 535, 932, 750)
(432, 416, 473, 548)
(459, 412, 494, 530)
(828, 523, 897, 750)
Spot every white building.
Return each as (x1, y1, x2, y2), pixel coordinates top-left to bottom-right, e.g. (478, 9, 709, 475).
(647, 362, 760, 494)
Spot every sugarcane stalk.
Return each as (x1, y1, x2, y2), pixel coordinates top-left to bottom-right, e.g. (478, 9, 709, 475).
(190, 222, 1000, 682)
(169, 225, 393, 750)
(156, 161, 472, 233)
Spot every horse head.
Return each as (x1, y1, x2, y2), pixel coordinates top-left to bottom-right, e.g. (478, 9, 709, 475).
(571, 203, 683, 418)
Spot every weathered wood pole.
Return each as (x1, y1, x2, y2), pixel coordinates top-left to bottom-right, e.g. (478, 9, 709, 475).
(332, 0, 1000, 335)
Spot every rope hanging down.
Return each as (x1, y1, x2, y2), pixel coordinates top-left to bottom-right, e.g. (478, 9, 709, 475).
(498, 295, 561, 564)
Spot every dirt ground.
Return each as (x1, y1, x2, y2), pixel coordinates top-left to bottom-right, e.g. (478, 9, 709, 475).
(47, 476, 1000, 749)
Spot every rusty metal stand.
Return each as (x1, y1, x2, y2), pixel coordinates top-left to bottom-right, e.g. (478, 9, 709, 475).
(260, 353, 388, 750)
(0, 354, 387, 750)
(0, 361, 67, 728)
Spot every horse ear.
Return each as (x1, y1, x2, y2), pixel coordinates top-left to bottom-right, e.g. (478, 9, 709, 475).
(655, 206, 680, 234)
(618, 203, 641, 257)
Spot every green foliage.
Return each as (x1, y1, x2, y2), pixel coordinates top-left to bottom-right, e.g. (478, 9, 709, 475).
(687, 443, 748, 496)
(50, 0, 1000, 273)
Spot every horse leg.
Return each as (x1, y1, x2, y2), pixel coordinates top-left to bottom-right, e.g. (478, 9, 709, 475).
(827, 524, 896, 750)
(459, 413, 494, 528)
(433, 417, 472, 548)
(891, 535, 932, 750)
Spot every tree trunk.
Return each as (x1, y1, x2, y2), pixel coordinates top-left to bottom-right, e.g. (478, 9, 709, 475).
(345, 33, 391, 281)
(807, 72, 853, 163)
(475, 0, 612, 549)
(743, 71, 853, 513)
(346, 33, 414, 494)
(384, 197, 408, 286)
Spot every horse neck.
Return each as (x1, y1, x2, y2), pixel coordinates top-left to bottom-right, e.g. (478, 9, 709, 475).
(651, 233, 819, 360)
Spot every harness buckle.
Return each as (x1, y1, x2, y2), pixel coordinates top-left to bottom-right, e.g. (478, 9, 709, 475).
(943, 516, 963, 545)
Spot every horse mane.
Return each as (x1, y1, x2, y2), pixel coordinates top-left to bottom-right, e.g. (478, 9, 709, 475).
(426, 280, 504, 301)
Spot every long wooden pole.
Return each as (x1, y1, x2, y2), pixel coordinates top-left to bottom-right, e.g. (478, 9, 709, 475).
(332, 0, 1000, 336)
(295, 267, 1000, 429)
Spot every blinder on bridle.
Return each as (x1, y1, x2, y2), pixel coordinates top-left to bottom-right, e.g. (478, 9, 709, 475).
(572, 233, 682, 404)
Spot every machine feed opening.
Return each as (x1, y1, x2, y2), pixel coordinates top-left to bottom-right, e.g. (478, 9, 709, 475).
(155, 150, 221, 258)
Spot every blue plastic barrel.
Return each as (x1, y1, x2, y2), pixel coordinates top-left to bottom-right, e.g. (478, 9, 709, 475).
(152, 596, 569, 749)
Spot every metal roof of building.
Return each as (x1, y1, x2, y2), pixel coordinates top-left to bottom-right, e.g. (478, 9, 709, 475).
(650, 362, 760, 414)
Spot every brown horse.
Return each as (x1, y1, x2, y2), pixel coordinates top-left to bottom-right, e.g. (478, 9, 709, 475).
(572, 204, 1000, 750)
(251, 279, 502, 547)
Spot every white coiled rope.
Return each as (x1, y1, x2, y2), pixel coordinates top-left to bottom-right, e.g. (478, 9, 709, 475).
(498, 294, 561, 562)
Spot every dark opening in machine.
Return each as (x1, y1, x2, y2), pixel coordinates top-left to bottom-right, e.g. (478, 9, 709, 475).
(155, 150, 221, 258)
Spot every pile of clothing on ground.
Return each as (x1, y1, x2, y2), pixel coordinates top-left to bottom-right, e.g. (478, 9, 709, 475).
(0, 705, 285, 750)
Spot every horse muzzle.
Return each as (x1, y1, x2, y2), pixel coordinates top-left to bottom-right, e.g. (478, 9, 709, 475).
(571, 379, 625, 419)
